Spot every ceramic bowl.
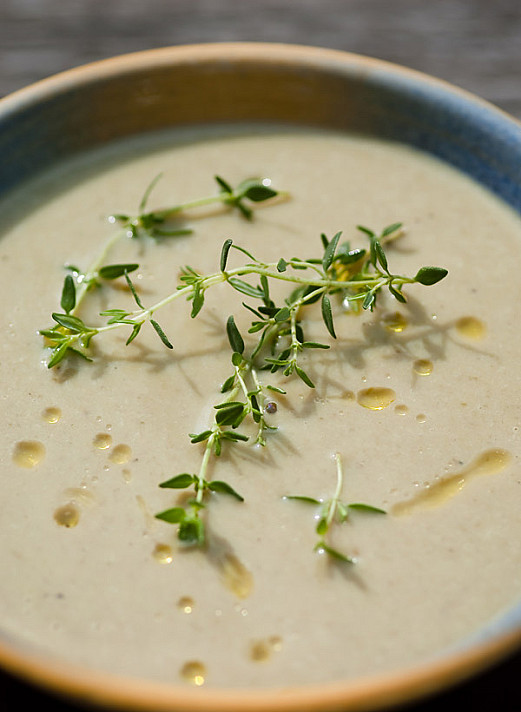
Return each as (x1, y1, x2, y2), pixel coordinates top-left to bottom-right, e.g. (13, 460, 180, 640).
(1, 42, 521, 712)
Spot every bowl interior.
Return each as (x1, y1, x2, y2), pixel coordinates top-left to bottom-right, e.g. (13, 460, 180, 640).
(1, 42, 521, 712)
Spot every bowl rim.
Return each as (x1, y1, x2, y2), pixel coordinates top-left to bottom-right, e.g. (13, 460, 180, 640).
(1, 40, 521, 712)
(1, 40, 520, 130)
(1, 624, 521, 712)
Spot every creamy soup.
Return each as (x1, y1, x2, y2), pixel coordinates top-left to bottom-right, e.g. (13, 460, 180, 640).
(1, 127, 521, 690)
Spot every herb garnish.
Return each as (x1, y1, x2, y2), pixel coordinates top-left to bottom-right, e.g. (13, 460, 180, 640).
(40, 174, 282, 367)
(284, 453, 386, 564)
(40, 175, 448, 558)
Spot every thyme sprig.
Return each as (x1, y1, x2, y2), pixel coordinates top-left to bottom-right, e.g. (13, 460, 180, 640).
(284, 453, 386, 563)
(150, 229, 445, 548)
(40, 175, 448, 556)
(40, 175, 282, 367)
(155, 315, 280, 545)
(111, 173, 280, 238)
(40, 225, 447, 374)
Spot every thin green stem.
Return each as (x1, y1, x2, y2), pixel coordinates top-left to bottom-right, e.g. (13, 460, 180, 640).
(249, 367, 268, 444)
(92, 265, 404, 338)
(196, 433, 216, 505)
(136, 184, 289, 222)
(72, 227, 128, 313)
(325, 453, 344, 529)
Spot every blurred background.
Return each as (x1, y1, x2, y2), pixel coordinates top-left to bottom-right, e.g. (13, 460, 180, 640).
(1, 0, 521, 711)
(1, 0, 521, 120)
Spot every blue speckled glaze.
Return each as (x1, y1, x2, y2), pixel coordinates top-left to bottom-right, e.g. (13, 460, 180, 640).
(358, 65, 521, 211)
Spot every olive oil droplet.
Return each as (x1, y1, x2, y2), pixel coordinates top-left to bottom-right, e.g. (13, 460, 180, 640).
(456, 316, 486, 340)
(357, 387, 396, 410)
(153, 543, 173, 564)
(250, 641, 271, 662)
(109, 444, 132, 464)
(177, 596, 195, 614)
(180, 660, 206, 686)
(392, 448, 511, 515)
(54, 503, 80, 528)
(42, 407, 61, 423)
(12, 440, 46, 468)
(93, 433, 112, 450)
(413, 359, 433, 376)
(249, 635, 283, 662)
(381, 311, 408, 332)
(395, 404, 408, 416)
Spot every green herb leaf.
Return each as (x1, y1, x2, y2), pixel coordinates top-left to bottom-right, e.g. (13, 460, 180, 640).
(126, 322, 142, 345)
(316, 518, 328, 536)
(220, 374, 236, 393)
(228, 277, 264, 299)
(124, 272, 145, 309)
(159, 474, 196, 489)
(191, 287, 205, 318)
(243, 183, 278, 202)
(302, 341, 330, 349)
(214, 175, 233, 194)
(315, 541, 354, 564)
(374, 240, 389, 273)
(266, 384, 286, 394)
(47, 342, 71, 368)
(226, 315, 245, 354)
(189, 430, 213, 443)
(60, 274, 76, 314)
(98, 263, 139, 280)
(220, 431, 249, 442)
(362, 290, 376, 311)
(274, 307, 291, 322)
(150, 319, 174, 349)
(178, 517, 205, 544)
(381, 222, 403, 237)
(215, 402, 245, 426)
(322, 231, 341, 272)
(295, 365, 315, 389)
(51, 313, 86, 333)
(220, 239, 233, 272)
(388, 283, 407, 303)
(208, 480, 244, 501)
(414, 266, 449, 285)
(321, 294, 336, 339)
(348, 503, 387, 514)
(155, 507, 187, 524)
(284, 495, 322, 505)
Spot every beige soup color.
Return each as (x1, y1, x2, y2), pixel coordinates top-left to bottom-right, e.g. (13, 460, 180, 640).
(0, 127, 520, 690)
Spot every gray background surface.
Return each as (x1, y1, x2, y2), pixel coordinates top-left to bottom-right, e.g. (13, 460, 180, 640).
(0, 1, 520, 710)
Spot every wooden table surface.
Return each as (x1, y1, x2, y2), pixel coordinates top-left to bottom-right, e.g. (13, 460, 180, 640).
(1, 1, 520, 711)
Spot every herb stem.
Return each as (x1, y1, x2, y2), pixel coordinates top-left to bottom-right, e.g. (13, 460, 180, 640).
(92, 264, 411, 339)
(72, 228, 128, 313)
(326, 453, 344, 530)
(196, 432, 217, 505)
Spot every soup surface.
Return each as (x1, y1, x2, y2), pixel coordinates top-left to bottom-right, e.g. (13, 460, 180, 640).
(1, 127, 521, 689)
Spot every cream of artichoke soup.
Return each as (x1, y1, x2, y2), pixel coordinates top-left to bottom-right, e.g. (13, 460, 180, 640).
(1, 127, 520, 689)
